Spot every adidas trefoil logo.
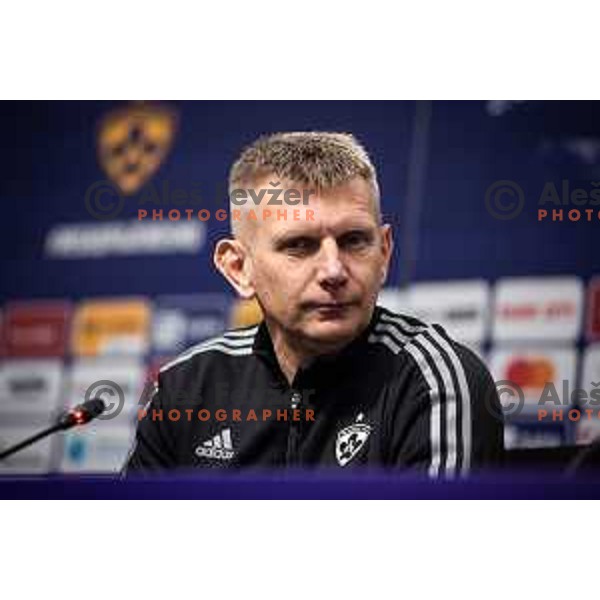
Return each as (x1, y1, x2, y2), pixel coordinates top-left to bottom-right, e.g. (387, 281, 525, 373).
(195, 428, 235, 461)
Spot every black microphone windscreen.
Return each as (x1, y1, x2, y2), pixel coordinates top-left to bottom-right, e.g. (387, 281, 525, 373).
(83, 398, 106, 418)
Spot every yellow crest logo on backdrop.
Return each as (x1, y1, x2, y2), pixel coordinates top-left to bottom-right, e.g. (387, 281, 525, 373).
(97, 103, 177, 195)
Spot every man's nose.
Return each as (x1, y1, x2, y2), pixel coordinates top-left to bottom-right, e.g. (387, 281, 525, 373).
(317, 238, 348, 288)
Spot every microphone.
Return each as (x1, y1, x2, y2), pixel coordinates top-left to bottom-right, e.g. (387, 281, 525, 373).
(0, 398, 106, 462)
(55, 398, 106, 430)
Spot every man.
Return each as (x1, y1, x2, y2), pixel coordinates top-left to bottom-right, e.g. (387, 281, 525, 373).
(125, 132, 503, 476)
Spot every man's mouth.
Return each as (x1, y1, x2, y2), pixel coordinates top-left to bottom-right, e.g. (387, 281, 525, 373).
(305, 301, 355, 314)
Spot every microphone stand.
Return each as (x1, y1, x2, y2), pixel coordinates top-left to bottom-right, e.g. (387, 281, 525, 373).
(0, 407, 100, 462)
(0, 423, 66, 461)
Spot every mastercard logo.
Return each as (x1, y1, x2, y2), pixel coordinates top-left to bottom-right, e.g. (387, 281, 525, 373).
(505, 357, 556, 389)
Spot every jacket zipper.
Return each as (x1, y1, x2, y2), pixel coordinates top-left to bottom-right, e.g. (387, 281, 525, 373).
(286, 390, 302, 466)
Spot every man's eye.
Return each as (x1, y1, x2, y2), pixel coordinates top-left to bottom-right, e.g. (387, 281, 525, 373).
(282, 238, 317, 254)
(339, 231, 372, 250)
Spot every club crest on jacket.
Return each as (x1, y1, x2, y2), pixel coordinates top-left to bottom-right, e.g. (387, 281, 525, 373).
(335, 413, 372, 467)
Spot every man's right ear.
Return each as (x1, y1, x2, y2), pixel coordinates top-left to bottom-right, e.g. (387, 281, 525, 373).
(213, 238, 256, 299)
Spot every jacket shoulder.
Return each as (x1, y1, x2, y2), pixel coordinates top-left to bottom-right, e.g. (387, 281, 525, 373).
(371, 305, 488, 377)
(370, 305, 438, 359)
(157, 323, 259, 377)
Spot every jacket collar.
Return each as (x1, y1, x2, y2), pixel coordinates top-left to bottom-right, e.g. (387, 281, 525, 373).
(252, 306, 382, 388)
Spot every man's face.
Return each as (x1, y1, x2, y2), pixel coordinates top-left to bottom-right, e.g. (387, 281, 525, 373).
(246, 176, 392, 351)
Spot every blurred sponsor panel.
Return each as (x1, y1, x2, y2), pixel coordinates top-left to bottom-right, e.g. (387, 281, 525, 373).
(0, 275, 598, 469)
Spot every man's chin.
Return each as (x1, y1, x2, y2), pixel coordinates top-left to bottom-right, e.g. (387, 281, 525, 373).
(300, 318, 362, 351)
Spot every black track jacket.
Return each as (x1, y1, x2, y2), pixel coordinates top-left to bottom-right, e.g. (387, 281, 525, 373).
(125, 306, 503, 476)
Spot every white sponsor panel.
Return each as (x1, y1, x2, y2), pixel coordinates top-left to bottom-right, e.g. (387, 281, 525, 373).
(0, 359, 63, 417)
(493, 276, 583, 342)
(489, 346, 577, 417)
(153, 308, 188, 352)
(406, 280, 490, 344)
(504, 424, 564, 450)
(152, 299, 228, 354)
(377, 288, 411, 314)
(378, 281, 490, 347)
(66, 358, 145, 427)
(188, 313, 228, 343)
(0, 423, 54, 474)
(59, 423, 135, 473)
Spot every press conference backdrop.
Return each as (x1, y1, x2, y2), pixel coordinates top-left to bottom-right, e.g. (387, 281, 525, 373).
(0, 100, 598, 474)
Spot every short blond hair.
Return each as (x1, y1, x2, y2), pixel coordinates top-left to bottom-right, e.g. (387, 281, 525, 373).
(228, 131, 380, 205)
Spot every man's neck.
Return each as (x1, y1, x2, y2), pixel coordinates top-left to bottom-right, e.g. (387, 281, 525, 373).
(271, 336, 305, 386)
(265, 320, 363, 386)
